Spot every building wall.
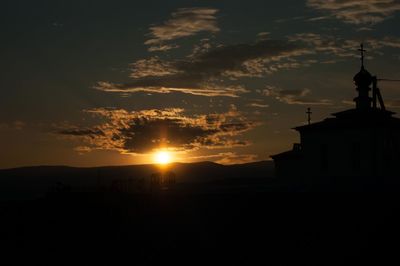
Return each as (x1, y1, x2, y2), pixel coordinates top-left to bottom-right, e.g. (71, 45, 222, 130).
(274, 158, 304, 183)
(299, 127, 400, 181)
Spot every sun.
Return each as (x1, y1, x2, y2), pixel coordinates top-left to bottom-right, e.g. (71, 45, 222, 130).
(154, 151, 172, 165)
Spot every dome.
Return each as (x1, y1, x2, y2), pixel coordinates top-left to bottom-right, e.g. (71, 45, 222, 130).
(353, 66, 373, 87)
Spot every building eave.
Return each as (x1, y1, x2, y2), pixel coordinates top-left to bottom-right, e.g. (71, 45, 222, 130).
(271, 150, 302, 160)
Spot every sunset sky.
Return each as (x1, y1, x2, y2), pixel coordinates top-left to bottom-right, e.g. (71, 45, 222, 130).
(1, 0, 400, 168)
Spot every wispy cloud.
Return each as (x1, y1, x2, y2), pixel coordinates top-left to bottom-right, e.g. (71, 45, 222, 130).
(145, 7, 220, 52)
(56, 106, 259, 154)
(257, 32, 270, 40)
(0, 121, 25, 131)
(262, 86, 332, 105)
(96, 39, 306, 97)
(129, 57, 182, 78)
(288, 33, 359, 59)
(215, 152, 259, 165)
(307, 0, 400, 25)
(247, 103, 269, 108)
(95, 82, 249, 98)
(375, 37, 400, 48)
(288, 33, 400, 62)
(185, 152, 259, 165)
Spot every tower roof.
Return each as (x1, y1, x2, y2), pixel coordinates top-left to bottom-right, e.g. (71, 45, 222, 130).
(353, 66, 373, 87)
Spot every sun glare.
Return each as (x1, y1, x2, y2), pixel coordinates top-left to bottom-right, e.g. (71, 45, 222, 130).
(154, 151, 172, 165)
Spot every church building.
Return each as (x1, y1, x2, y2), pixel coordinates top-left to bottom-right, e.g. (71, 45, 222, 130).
(271, 45, 400, 186)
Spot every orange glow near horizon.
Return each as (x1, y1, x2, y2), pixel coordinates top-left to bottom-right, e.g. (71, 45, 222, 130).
(154, 150, 172, 165)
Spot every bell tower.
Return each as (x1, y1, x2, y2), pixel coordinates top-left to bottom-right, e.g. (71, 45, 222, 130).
(353, 44, 373, 110)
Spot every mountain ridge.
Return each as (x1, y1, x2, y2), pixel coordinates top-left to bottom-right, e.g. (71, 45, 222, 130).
(0, 160, 275, 200)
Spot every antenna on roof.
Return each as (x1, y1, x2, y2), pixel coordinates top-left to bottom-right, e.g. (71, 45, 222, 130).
(372, 78, 400, 110)
(372, 77, 386, 111)
(377, 78, 400, 82)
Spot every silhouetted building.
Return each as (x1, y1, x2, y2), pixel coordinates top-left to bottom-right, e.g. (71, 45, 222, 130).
(272, 45, 400, 185)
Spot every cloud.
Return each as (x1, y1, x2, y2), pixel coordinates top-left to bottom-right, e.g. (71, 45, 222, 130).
(96, 31, 400, 99)
(385, 99, 400, 108)
(288, 33, 359, 59)
(375, 37, 400, 48)
(288, 33, 400, 62)
(145, 7, 219, 51)
(257, 32, 270, 37)
(57, 127, 104, 137)
(192, 40, 307, 78)
(96, 39, 307, 97)
(307, 0, 400, 25)
(215, 152, 259, 165)
(257, 32, 270, 40)
(186, 152, 258, 165)
(56, 107, 258, 154)
(95, 82, 249, 98)
(147, 44, 180, 52)
(74, 146, 93, 154)
(0, 121, 26, 131)
(129, 57, 182, 78)
(247, 103, 269, 108)
(262, 86, 332, 105)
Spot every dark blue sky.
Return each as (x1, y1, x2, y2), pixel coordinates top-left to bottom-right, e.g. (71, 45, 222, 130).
(1, 0, 400, 168)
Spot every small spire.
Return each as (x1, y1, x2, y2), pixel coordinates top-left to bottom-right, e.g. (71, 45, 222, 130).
(358, 43, 366, 68)
(306, 107, 312, 125)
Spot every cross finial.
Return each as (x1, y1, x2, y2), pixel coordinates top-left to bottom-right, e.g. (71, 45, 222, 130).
(306, 107, 312, 125)
(358, 43, 366, 68)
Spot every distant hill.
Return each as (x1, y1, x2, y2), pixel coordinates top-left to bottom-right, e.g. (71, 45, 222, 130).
(0, 161, 275, 200)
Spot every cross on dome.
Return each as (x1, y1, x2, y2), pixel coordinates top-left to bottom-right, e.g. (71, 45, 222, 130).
(358, 43, 366, 68)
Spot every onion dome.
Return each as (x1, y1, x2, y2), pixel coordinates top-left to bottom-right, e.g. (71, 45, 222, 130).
(353, 66, 373, 87)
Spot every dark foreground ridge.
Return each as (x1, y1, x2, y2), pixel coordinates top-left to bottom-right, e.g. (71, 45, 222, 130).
(2, 162, 400, 265)
(0, 159, 398, 202)
(3, 192, 400, 265)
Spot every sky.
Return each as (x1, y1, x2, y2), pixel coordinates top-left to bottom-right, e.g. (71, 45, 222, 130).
(1, 0, 400, 168)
